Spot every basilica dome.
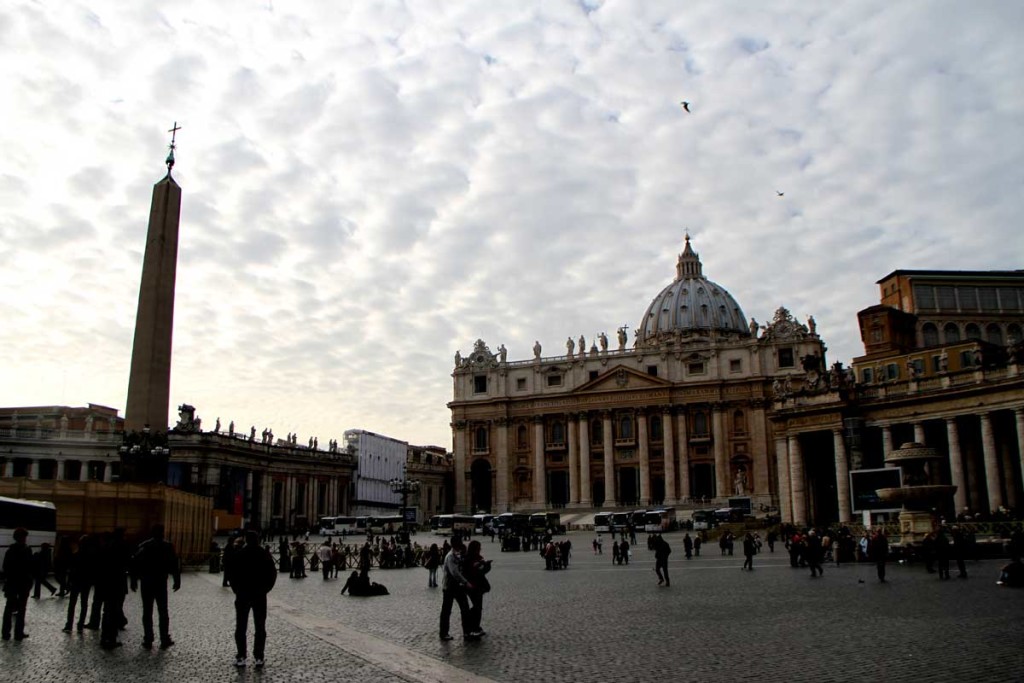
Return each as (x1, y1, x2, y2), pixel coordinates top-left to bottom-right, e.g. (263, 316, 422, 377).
(637, 236, 749, 343)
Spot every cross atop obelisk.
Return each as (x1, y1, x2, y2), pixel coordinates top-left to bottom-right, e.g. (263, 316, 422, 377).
(124, 125, 184, 433)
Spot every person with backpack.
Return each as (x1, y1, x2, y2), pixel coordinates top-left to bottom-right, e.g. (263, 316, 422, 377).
(225, 530, 277, 669)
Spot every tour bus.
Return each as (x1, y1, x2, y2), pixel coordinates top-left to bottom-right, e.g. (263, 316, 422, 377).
(713, 507, 746, 524)
(529, 512, 564, 535)
(610, 512, 631, 533)
(433, 514, 475, 537)
(473, 514, 494, 535)
(630, 510, 647, 530)
(321, 516, 361, 537)
(368, 515, 405, 535)
(593, 511, 613, 533)
(318, 516, 337, 535)
(0, 496, 57, 560)
(691, 509, 717, 530)
(494, 512, 530, 535)
(644, 508, 678, 532)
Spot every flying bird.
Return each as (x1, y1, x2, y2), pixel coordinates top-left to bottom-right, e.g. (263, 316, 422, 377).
(776, 190, 784, 197)
(680, 101, 691, 112)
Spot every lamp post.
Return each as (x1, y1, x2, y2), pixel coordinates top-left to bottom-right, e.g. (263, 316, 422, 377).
(389, 477, 421, 536)
(118, 425, 171, 483)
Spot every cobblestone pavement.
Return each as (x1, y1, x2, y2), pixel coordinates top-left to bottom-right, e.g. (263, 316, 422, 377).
(2, 532, 1023, 682)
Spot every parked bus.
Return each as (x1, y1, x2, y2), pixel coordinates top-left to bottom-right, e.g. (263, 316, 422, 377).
(691, 509, 717, 530)
(321, 516, 361, 537)
(494, 512, 530, 535)
(593, 512, 613, 533)
(529, 512, 563, 535)
(713, 507, 746, 524)
(610, 512, 631, 533)
(433, 514, 475, 537)
(473, 514, 494, 535)
(0, 496, 57, 556)
(644, 509, 677, 532)
(630, 510, 647, 531)
(368, 515, 405, 535)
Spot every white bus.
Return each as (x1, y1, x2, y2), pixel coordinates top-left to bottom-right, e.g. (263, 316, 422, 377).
(0, 496, 57, 554)
(368, 515, 405, 535)
(321, 516, 362, 537)
(644, 509, 677, 532)
(433, 514, 475, 537)
(593, 512, 613, 533)
(473, 514, 493, 535)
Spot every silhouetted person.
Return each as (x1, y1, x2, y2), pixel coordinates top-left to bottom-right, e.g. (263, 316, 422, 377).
(935, 528, 951, 580)
(952, 527, 969, 578)
(869, 530, 889, 582)
(2, 528, 33, 640)
(742, 533, 756, 571)
(64, 535, 97, 632)
(654, 535, 671, 586)
(131, 524, 180, 649)
(439, 537, 473, 640)
(31, 542, 57, 598)
(225, 530, 277, 668)
(683, 533, 693, 559)
(53, 536, 72, 597)
(806, 531, 824, 577)
(98, 528, 131, 649)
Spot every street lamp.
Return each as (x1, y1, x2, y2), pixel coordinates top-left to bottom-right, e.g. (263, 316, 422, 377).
(118, 425, 171, 483)
(389, 477, 421, 535)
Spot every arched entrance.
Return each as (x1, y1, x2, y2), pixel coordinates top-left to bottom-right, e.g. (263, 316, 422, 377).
(548, 470, 569, 508)
(691, 463, 715, 502)
(619, 467, 638, 507)
(470, 459, 492, 513)
(592, 480, 606, 508)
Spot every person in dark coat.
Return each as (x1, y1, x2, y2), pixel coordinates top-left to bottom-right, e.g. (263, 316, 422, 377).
(742, 533, 757, 571)
(97, 528, 131, 649)
(952, 526, 969, 578)
(935, 528, 951, 580)
(225, 530, 277, 668)
(806, 531, 824, 577)
(31, 542, 57, 598)
(869, 530, 889, 582)
(653, 535, 671, 586)
(611, 541, 621, 565)
(463, 540, 492, 636)
(53, 536, 72, 597)
(130, 524, 181, 649)
(64, 535, 97, 632)
(2, 528, 34, 640)
(683, 533, 693, 560)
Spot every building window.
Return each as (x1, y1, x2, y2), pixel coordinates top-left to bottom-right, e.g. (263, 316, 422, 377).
(999, 287, 1022, 312)
(965, 324, 981, 340)
(647, 365, 658, 377)
(516, 425, 528, 450)
(474, 375, 487, 394)
(474, 426, 489, 453)
(693, 412, 708, 437)
(516, 377, 526, 391)
(550, 421, 565, 446)
(1008, 324, 1022, 345)
(729, 359, 742, 373)
(733, 410, 746, 434)
(886, 364, 899, 380)
(650, 415, 663, 441)
(943, 323, 961, 344)
(909, 358, 924, 376)
(688, 362, 706, 375)
(618, 416, 634, 440)
(914, 284, 936, 310)
(986, 324, 1003, 346)
(921, 323, 939, 347)
(862, 367, 874, 383)
(591, 420, 603, 446)
(936, 286, 957, 310)
(979, 287, 999, 311)
(589, 370, 599, 381)
(547, 374, 563, 387)
(931, 355, 942, 373)
(960, 350, 977, 368)
(958, 286, 978, 311)
(778, 348, 794, 368)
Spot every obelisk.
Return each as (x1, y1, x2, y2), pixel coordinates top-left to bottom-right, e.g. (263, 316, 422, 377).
(124, 124, 183, 433)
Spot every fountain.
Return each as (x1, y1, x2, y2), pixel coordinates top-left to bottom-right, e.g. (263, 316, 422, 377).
(875, 442, 957, 544)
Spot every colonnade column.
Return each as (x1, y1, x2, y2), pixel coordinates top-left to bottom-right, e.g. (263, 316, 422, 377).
(495, 419, 509, 513)
(245, 471, 254, 524)
(881, 425, 894, 464)
(453, 422, 468, 513)
(980, 412, 1003, 512)
(29, 459, 39, 480)
(1, 459, 11, 478)
(712, 406, 728, 498)
(676, 412, 690, 502)
(775, 437, 792, 523)
(56, 460, 65, 482)
(945, 418, 967, 513)
(833, 429, 852, 523)
(913, 422, 926, 444)
(567, 413, 580, 506)
(662, 408, 676, 505)
(751, 406, 769, 495)
(1015, 409, 1024, 511)
(79, 461, 89, 482)
(579, 415, 592, 506)
(602, 412, 616, 506)
(637, 410, 650, 505)
(788, 435, 806, 525)
(533, 417, 546, 506)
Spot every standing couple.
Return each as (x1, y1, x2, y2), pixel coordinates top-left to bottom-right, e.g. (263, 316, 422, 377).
(439, 537, 490, 641)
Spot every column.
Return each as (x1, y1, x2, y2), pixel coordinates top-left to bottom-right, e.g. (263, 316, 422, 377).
(567, 413, 580, 505)
(80, 461, 89, 482)
(579, 415, 592, 506)
(833, 428, 852, 523)
(751, 406, 769, 495)
(980, 412, 1004, 512)
(602, 412, 616, 506)
(102, 462, 112, 483)
(637, 410, 650, 505)
(676, 412, 690, 503)
(56, 460, 65, 482)
(712, 407, 728, 499)
(788, 435, 806, 525)
(913, 422, 926, 444)
(1, 459, 11, 478)
(775, 437, 792, 524)
(453, 422, 468, 512)
(533, 417, 546, 506)
(881, 424, 894, 465)
(495, 419, 510, 512)
(1015, 409, 1024, 511)
(946, 418, 967, 513)
(662, 408, 676, 505)
(29, 459, 39, 480)
(245, 471, 254, 524)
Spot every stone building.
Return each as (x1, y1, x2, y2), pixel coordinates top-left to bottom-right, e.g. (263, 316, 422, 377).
(449, 236, 827, 514)
(405, 444, 454, 524)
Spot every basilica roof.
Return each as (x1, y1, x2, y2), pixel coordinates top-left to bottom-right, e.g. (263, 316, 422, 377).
(637, 236, 749, 344)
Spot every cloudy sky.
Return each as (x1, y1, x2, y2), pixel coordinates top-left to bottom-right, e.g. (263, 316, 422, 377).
(1, 1, 1022, 448)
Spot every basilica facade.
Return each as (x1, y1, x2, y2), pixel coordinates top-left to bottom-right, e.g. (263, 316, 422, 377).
(449, 237, 827, 515)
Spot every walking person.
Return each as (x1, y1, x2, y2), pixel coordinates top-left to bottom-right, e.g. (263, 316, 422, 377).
(612, 541, 621, 565)
(935, 527, 951, 580)
(683, 533, 693, 560)
(130, 524, 181, 649)
(693, 534, 702, 557)
(654, 535, 671, 586)
(952, 526, 969, 578)
(742, 533, 756, 571)
(869, 529, 889, 583)
(806, 530, 824, 577)
(226, 530, 277, 669)
(2, 528, 34, 641)
(424, 543, 441, 588)
(463, 540, 492, 637)
(317, 541, 333, 581)
(438, 537, 474, 641)
(64, 535, 97, 632)
(31, 542, 57, 599)
(53, 536, 72, 597)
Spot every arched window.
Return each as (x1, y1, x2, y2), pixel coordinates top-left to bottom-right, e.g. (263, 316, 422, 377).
(516, 425, 528, 450)
(921, 323, 939, 347)
(474, 426, 489, 452)
(551, 421, 565, 445)
(965, 323, 981, 340)
(733, 410, 746, 434)
(618, 416, 633, 440)
(693, 412, 708, 436)
(1008, 324, 1022, 345)
(986, 324, 1003, 346)
(943, 323, 961, 344)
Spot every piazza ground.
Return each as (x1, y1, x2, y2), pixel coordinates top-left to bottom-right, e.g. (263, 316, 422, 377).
(2, 531, 1023, 682)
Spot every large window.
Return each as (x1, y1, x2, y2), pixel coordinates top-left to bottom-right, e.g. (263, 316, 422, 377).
(650, 415, 663, 441)
(693, 412, 708, 437)
(986, 324, 1003, 346)
(943, 323, 961, 344)
(618, 416, 634, 440)
(936, 286, 957, 310)
(474, 375, 487, 393)
(958, 287, 978, 311)
(591, 420, 603, 446)
(1009, 324, 1022, 345)
(516, 425, 528, 450)
(778, 348, 794, 368)
(921, 323, 939, 346)
(914, 284, 936, 311)
(547, 374, 563, 387)
(978, 287, 999, 311)
(965, 324, 982, 340)
(474, 426, 489, 452)
(550, 421, 565, 446)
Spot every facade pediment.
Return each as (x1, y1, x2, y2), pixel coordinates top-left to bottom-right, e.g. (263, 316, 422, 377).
(574, 365, 672, 393)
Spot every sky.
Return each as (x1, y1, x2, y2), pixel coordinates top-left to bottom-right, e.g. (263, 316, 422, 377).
(1, 1, 1022, 449)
